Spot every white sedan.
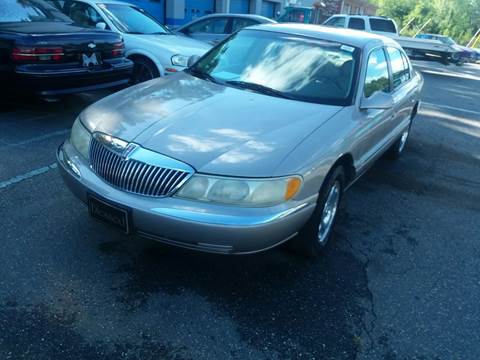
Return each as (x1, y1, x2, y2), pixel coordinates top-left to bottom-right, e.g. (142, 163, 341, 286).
(49, 0, 211, 83)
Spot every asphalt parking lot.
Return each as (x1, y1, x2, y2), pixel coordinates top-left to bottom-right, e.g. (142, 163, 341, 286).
(1, 61, 479, 360)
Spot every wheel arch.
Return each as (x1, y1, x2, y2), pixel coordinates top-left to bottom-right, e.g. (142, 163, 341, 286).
(126, 50, 164, 77)
(327, 153, 356, 189)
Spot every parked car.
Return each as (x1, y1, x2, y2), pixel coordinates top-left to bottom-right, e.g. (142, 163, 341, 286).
(473, 48, 480, 63)
(176, 13, 276, 44)
(416, 34, 477, 65)
(323, 15, 458, 64)
(58, 24, 423, 256)
(48, 0, 211, 83)
(0, 0, 133, 97)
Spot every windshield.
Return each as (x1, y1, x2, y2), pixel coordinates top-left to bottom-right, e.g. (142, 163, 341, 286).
(439, 36, 456, 45)
(189, 29, 359, 106)
(100, 3, 169, 34)
(1, 0, 71, 23)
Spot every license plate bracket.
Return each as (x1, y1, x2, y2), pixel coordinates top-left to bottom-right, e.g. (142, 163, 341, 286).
(81, 52, 102, 68)
(88, 195, 131, 234)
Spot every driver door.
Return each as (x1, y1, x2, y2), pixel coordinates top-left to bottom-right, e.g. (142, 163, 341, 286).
(356, 47, 395, 170)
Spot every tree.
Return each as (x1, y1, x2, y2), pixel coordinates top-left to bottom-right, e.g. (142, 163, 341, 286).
(371, 0, 480, 45)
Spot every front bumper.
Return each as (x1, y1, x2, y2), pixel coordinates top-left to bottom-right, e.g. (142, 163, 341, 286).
(14, 58, 133, 96)
(57, 141, 317, 254)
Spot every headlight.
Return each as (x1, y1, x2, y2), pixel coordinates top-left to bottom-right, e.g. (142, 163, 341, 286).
(175, 175, 302, 206)
(171, 54, 189, 67)
(70, 117, 91, 159)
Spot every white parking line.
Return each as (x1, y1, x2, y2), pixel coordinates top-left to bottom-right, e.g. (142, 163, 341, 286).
(0, 129, 69, 150)
(0, 163, 57, 190)
(421, 102, 480, 116)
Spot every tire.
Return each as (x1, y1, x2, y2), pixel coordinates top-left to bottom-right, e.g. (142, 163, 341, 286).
(130, 57, 160, 85)
(388, 118, 412, 160)
(290, 166, 346, 257)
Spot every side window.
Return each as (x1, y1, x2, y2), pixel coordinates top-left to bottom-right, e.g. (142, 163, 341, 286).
(187, 18, 228, 34)
(364, 48, 390, 98)
(68, 2, 103, 28)
(369, 19, 396, 33)
(401, 52, 412, 80)
(348, 17, 365, 30)
(231, 18, 258, 33)
(324, 16, 346, 28)
(387, 47, 410, 89)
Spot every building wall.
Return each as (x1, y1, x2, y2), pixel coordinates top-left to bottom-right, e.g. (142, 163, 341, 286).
(165, 0, 283, 27)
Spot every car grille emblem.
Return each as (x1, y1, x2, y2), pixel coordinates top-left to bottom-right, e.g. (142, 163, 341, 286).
(122, 143, 139, 160)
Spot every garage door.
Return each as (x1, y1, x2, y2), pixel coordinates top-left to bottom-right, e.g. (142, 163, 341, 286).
(119, 0, 165, 23)
(230, 0, 250, 14)
(184, 0, 215, 24)
(261, 1, 277, 18)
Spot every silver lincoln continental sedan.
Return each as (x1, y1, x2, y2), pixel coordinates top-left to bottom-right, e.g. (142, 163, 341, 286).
(57, 24, 423, 256)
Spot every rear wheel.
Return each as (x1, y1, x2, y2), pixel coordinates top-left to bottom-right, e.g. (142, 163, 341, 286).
(130, 57, 159, 85)
(290, 166, 345, 257)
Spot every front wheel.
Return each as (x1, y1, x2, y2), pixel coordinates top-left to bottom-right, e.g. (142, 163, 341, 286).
(290, 166, 345, 257)
(130, 57, 159, 85)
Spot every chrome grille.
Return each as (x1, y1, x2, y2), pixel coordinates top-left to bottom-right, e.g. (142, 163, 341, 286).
(89, 137, 191, 197)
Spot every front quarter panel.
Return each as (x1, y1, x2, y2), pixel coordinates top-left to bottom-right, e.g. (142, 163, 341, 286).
(274, 107, 359, 200)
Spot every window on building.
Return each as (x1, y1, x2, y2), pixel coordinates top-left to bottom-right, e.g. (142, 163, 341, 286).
(348, 17, 365, 30)
(364, 48, 390, 98)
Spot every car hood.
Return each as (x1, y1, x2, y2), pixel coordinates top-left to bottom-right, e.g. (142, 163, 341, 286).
(130, 33, 212, 55)
(82, 73, 342, 177)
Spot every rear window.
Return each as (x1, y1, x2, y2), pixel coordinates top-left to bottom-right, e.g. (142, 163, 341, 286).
(1, 0, 70, 22)
(369, 18, 396, 33)
(348, 18, 365, 30)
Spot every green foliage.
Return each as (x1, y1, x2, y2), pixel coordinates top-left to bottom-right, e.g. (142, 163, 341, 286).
(370, 0, 480, 45)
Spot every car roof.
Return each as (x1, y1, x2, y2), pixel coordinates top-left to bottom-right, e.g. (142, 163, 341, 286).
(248, 23, 398, 49)
(86, 0, 136, 5)
(330, 14, 394, 20)
(418, 33, 448, 38)
(177, 13, 275, 28)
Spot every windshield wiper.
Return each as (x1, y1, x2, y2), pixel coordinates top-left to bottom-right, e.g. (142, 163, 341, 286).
(187, 68, 220, 84)
(225, 80, 293, 99)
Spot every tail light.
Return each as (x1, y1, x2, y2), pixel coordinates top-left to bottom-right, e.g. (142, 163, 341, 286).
(12, 47, 64, 62)
(112, 42, 124, 57)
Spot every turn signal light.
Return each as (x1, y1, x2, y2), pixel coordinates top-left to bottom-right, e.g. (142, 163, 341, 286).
(285, 178, 302, 200)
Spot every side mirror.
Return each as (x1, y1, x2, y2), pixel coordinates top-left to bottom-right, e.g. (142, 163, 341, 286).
(96, 22, 107, 30)
(187, 55, 201, 68)
(360, 91, 394, 110)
